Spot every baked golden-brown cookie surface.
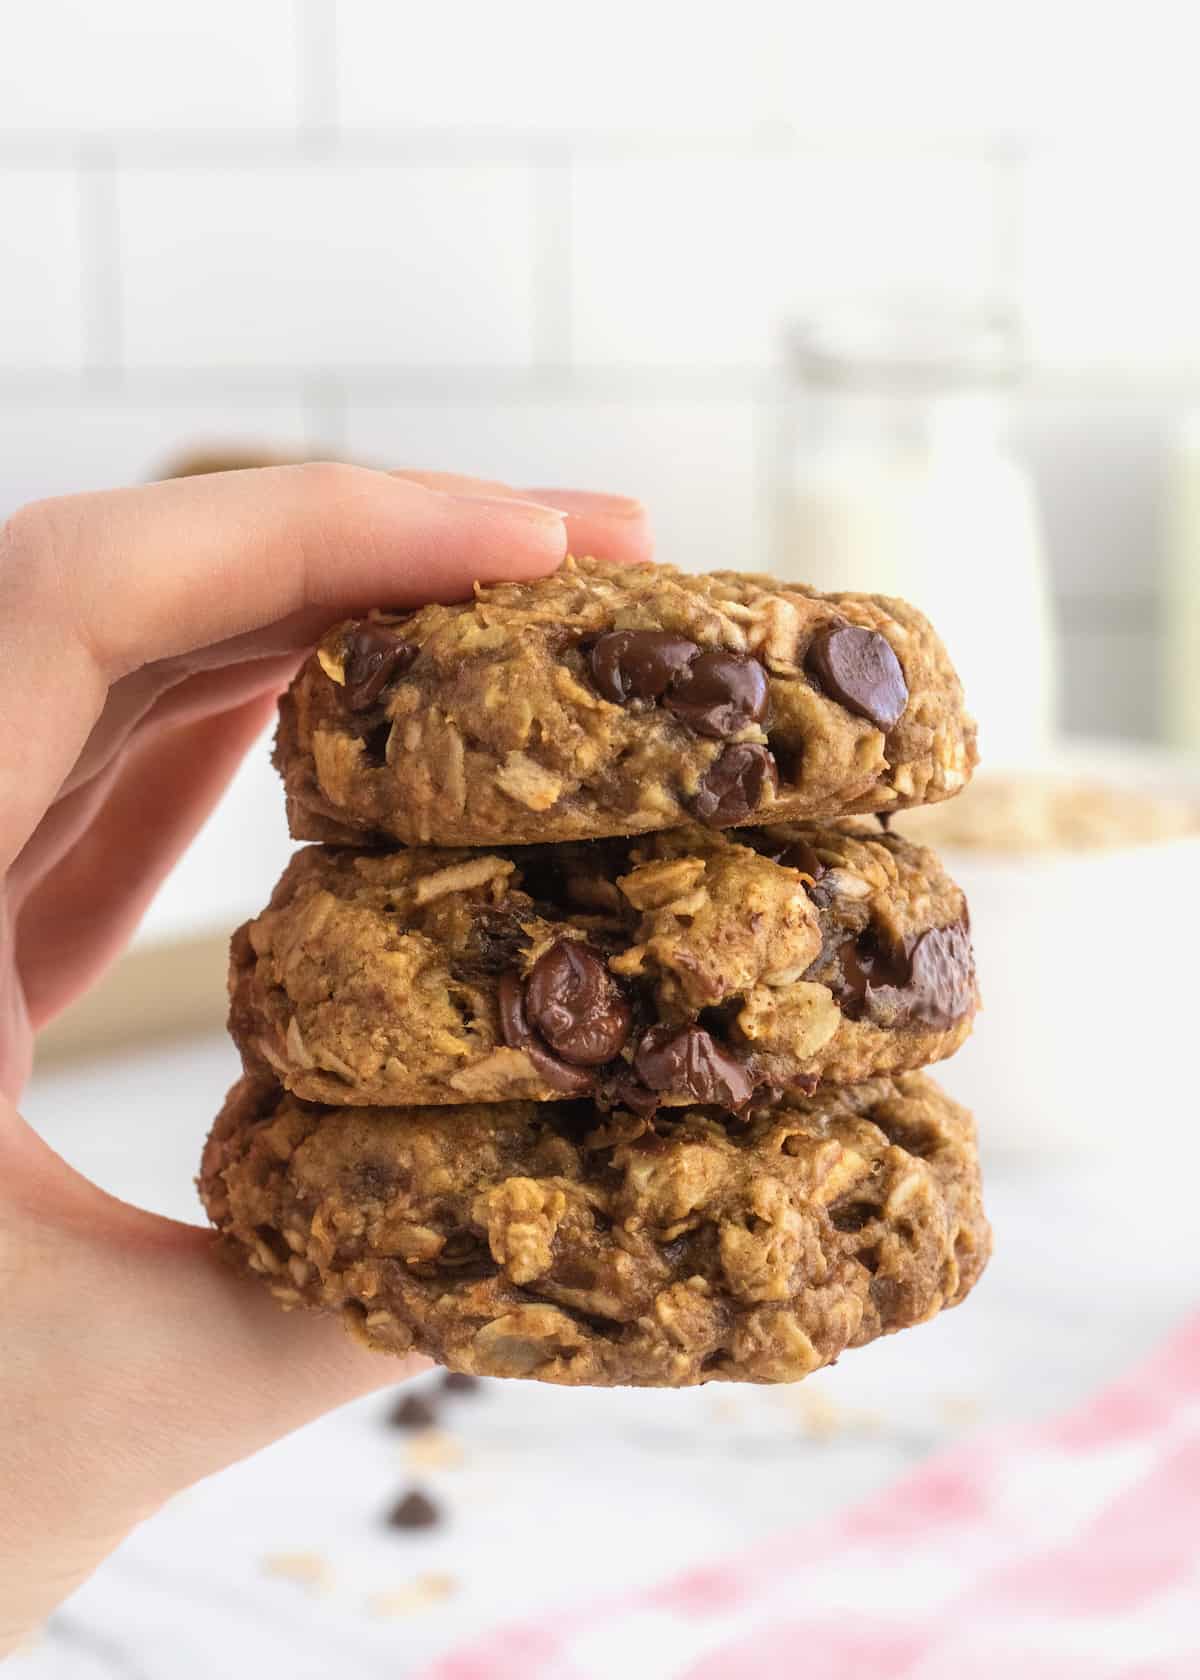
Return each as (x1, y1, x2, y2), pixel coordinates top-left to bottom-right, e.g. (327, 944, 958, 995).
(277, 556, 977, 847)
(200, 1072, 990, 1387)
(229, 821, 976, 1109)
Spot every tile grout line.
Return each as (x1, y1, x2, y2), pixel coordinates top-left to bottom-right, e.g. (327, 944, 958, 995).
(532, 145, 573, 372)
(76, 142, 123, 389)
(0, 366, 1198, 401)
(995, 144, 1029, 354)
(296, 0, 339, 154)
(303, 373, 348, 455)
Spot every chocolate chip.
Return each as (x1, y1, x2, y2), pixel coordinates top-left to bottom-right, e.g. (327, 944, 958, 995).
(440, 1371, 481, 1396)
(664, 650, 769, 739)
(806, 626, 908, 731)
(387, 1489, 441, 1531)
(835, 921, 974, 1029)
(902, 923, 976, 1029)
(524, 941, 632, 1066)
(633, 1024, 756, 1109)
(388, 1393, 438, 1431)
(834, 929, 911, 1021)
(589, 629, 699, 704)
(343, 623, 418, 712)
(690, 744, 777, 827)
(497, 971, 593, 1095)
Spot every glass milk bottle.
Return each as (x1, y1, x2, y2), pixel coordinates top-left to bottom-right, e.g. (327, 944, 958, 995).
(1164, 415, 1200, 751)
(777, 307, 1055, 765)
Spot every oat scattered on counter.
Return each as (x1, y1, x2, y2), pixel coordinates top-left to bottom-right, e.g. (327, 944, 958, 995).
(404, 1428, 465, 1471)
(367, 1572, 457, 1617)
(940, 1394, 983, 1428)
(261, 1551, 334, 1594)
(780, 1386, 883, 1440)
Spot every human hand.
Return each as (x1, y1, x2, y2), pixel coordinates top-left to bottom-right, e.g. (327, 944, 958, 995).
(0, 463, 652, 1649)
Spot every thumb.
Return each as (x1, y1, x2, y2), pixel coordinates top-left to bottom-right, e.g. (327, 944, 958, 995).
(0, 1101, 423, 1648)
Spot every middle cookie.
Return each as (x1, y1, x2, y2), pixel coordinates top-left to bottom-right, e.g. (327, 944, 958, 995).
(230, 821, 977, 1110)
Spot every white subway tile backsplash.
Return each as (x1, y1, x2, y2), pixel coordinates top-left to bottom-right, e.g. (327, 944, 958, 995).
(343, 395, 759, 572)
(570, 152, 1008, 371)
(1022, 146, 1200, 373)
(571, 158, 784, 369)
(116, 164, 537, 370)
(0, 397, 311, 517)
(0, 2, 298, 133)
(335, 0, 766, 136)
(0, 171, 84, 369)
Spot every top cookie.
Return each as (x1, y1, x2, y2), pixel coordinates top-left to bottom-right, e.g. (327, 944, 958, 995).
(277, 556, 977, 848)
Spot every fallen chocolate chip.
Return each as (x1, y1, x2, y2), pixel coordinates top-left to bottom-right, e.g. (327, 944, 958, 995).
(690, 744, 777, 826)
(633, 1024, 756, 1109)
(388, 1393, 438, 1431)
(440, 1371, 481, 1396)
(589, 629, 699, 705)
(343, 623, 418, 712)
(902, 923, 976, 1029)
(497, 971, 594, 1095)
(664, 650, 769, 739)
(387, 1489, 441, 1531)
(805, 626, 908, 731)
(524, 940, 632, 1066)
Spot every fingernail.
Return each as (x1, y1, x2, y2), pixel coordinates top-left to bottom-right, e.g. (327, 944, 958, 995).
(523, 489, 645, 519)
(452, 493, 568, 522)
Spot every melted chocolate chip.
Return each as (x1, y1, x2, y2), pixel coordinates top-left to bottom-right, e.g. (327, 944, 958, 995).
(806, 626, 908, 731)
(690, 744, 777, 827)
(633, 1024, 756, 1109)
(900, 923, 976, 1029)
(664, 650, 769, 739)
(835, 921, 974, 1029)
(343, 623, 418, 712)
(497, 970, 594, 1095)
(524, 941, 632, 1066)
(589, 629, 700, 705)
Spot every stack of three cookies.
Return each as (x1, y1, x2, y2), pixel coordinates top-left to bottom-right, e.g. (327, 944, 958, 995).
(201, 557, 991, 1388)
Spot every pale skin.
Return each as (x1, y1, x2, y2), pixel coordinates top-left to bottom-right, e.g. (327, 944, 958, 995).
(0, 462, 653, 1651)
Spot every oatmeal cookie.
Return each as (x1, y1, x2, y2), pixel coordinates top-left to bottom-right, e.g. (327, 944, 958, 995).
(200, 1072, 989, 1387)
(229, 822, 976, 1109)
(276, 556, 976, 847)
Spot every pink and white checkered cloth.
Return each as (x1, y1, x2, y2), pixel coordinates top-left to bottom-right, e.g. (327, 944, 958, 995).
(420, 1313, 1200, 1679)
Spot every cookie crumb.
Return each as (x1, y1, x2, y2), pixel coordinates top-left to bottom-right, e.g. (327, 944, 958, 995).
(262, 1551, 334, 1593)
(368, 1572, 457, 1617)
(387, 1489, 441, 1531)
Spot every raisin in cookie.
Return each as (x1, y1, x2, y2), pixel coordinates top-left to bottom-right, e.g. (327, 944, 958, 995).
(200, 1072, 990, 1387)
(277, 556, 977, 847)
(229, 821, 976, 1109)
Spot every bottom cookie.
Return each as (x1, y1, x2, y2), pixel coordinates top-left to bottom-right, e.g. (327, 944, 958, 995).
(199, 1072, 990, 1387)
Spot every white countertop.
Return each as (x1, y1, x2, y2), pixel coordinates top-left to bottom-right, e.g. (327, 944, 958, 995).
(13, 1036, 1191, 1679)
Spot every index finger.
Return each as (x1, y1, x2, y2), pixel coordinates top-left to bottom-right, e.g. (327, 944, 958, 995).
(0, 463, 567, 872)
